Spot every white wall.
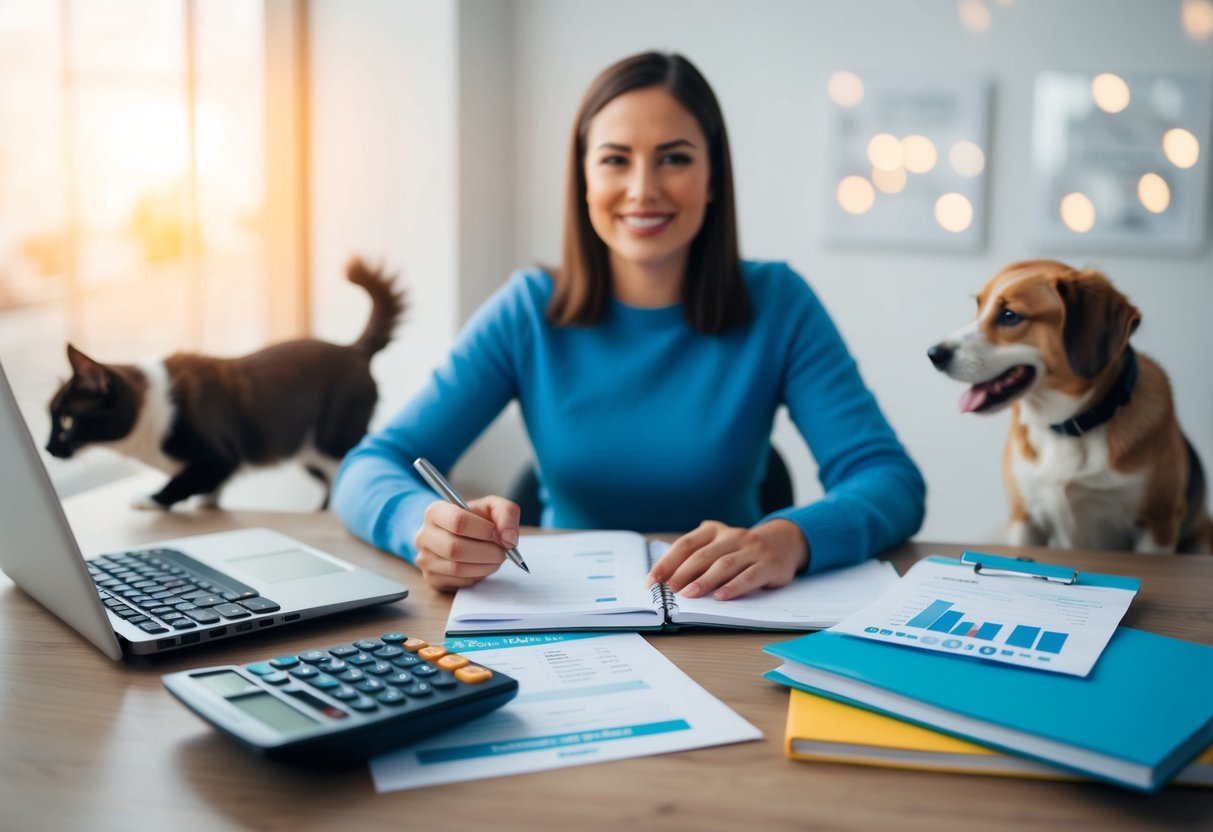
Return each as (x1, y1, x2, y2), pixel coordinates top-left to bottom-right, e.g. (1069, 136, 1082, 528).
(309, 0, 1213, 545)
(449, 0, 530, 495)
(308, 0, 459, 423)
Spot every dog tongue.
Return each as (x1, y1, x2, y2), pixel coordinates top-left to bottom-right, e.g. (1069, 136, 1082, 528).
(959, 385, 989, 414)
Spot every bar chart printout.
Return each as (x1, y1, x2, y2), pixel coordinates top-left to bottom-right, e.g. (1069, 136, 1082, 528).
(905, 599, 1070, 653)
(829, 557, 1139, 677)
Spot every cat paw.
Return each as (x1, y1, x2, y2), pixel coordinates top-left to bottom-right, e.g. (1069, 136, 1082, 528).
(130, 494, 168, 511)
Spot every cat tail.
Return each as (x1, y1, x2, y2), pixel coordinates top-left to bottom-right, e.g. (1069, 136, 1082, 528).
(347, 257, 407, 357)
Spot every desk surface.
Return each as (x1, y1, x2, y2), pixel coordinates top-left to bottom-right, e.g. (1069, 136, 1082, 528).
(2, 482, 1212, 831)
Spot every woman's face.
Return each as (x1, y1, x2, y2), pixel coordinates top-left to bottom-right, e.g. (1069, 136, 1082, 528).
(583, 86, 711, 284)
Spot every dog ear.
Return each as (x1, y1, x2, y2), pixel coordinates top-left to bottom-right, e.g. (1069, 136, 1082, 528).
(1056, 273, 1141, 379)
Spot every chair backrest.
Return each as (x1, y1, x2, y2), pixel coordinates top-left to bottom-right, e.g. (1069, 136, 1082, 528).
(508, 447, 795, 527)
(758, 446, 795, 516)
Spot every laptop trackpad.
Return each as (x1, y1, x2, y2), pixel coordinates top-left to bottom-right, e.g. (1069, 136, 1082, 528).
(225, 548, 346, 584)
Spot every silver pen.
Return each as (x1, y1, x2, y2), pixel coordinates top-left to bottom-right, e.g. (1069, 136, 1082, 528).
(413, 457, 531, 573)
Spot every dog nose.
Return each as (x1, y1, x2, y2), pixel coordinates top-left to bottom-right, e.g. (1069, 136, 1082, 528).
(927, 343, 954, 370)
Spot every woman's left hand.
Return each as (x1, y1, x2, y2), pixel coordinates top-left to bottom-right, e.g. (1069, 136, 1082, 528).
(647, 519, 810, 601)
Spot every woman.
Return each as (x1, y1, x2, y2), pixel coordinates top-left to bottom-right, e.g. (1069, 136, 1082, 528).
(333, 52, 925, 600)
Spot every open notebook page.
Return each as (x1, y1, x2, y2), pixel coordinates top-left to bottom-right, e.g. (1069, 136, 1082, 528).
(447, 531, 660, 630)
(663, 553, 900, 630)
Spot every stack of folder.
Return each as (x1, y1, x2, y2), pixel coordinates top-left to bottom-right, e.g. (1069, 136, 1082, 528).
(763, 626, 1213, 792)
(783, 689, 1213, 787)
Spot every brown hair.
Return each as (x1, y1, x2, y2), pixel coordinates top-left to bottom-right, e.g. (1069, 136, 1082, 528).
(549, 52, 750, 333)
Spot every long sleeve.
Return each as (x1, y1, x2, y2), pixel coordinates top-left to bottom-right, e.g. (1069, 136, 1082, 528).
(760, 271, 926, 573)
(334, 262, 924, 571)
(331, 276, 525, 563)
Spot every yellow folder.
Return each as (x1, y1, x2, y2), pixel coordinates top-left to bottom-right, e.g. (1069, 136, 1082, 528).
(785, 689, 1213, 787)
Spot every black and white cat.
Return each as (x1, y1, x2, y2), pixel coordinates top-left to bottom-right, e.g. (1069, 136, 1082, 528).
(46, 258, 405, 510)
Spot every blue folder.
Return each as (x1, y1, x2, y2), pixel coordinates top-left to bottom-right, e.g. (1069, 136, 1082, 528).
(763, 627, 1213, 793)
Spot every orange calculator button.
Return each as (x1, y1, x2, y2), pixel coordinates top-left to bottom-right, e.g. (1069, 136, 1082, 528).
(454, 665, 493, 684)
(437, 654, 469, 671)
(418, 646, 448, 661)
(403, 638, 428, 653)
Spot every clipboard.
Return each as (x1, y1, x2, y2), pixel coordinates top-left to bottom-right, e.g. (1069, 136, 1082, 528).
(829, 552, 1142, 677)
(955, 551, 1142, 592)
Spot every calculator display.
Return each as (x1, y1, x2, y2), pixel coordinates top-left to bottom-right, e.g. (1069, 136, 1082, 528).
(194, 670, 258, 697)
(229, 692, 319, 735)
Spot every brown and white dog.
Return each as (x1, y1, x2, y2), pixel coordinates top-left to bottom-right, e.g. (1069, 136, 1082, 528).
(928, 259, 1211, 554)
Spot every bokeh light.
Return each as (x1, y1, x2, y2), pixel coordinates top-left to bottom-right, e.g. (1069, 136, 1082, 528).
(871, 166, 907, 194)
(1060, 193, 1096, 233)
(949, 140, 986, 177)
(1183, 0, 1213, 39)
(837, 176, 876, 215)
(1137, 173, 1171, 213)
(827, 71, 865, 108)
(959, 0, 992, 33)
(901, 135, 938, 174)
(1162, 128, 1200, 169)
(1091, 74, 1131, 114)
(867, 133, 903, 171)
(935, 193, 974, 233)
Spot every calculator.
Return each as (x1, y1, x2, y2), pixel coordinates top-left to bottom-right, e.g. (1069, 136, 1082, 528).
(162, 632, 518, 766)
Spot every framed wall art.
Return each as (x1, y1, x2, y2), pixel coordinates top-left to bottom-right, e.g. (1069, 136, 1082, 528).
(1031, 70, 1211, 254)
(823, 71, 991, 252)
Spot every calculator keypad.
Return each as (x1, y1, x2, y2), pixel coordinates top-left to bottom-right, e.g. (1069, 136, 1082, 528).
(244, 633, 495, 719)
(164, 631, 518, 766)
(436, 654, 469, 672)
(454, 665, 493, 684)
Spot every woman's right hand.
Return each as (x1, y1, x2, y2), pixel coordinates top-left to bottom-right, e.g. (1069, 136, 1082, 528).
(412, 496, 521, 592)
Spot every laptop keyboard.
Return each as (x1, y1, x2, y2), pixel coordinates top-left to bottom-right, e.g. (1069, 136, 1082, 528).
(89, 548, 280, 635)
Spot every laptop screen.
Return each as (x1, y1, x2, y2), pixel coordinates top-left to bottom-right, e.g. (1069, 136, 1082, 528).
(0, 360, 125, 659)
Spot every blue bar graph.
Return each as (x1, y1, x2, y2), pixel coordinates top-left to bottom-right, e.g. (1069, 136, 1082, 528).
(974, 622, 1003, 640)
(1036, 631, 1069, 653)
(1006, 625, 1041, 649)
(950, 620, 976, 636)
(927, 611, 963, 632)
(903, 599, 1068, 657)
(906, 600, 954, 628)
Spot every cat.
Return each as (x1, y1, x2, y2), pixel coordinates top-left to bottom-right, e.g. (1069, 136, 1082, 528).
(45, 257, 405, 511)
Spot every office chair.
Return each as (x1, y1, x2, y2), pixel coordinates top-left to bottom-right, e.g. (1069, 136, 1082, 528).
(508, 447, 795, 527)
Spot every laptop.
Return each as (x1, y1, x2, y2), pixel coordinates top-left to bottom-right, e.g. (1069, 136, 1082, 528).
(0, 360, 408, 658)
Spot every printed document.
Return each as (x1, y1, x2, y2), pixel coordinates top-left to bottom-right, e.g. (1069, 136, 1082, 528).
(370, 632, 761, 791)
(830, 557, 1138, 676)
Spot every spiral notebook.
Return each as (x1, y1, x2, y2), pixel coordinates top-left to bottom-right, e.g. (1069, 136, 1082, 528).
(445, 531, 898, 636)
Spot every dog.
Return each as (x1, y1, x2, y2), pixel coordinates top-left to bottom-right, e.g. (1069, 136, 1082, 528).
(928, 259, 1211, 554)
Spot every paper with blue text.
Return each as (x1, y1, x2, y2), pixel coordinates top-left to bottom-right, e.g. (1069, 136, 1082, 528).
(828, 556, 1139, 677)
(369, 632, 760, 791)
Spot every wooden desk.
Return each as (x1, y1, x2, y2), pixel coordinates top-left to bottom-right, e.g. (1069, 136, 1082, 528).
(2, 482, 1212, 831)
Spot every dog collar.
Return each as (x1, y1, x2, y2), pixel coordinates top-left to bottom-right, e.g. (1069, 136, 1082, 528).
(1049, 347, 1139, 437)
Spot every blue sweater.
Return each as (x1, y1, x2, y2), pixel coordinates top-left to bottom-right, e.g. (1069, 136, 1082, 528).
(333, 261, 925, 574)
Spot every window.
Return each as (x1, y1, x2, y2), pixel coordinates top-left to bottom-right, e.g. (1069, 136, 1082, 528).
(0, 0, 305, 493)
